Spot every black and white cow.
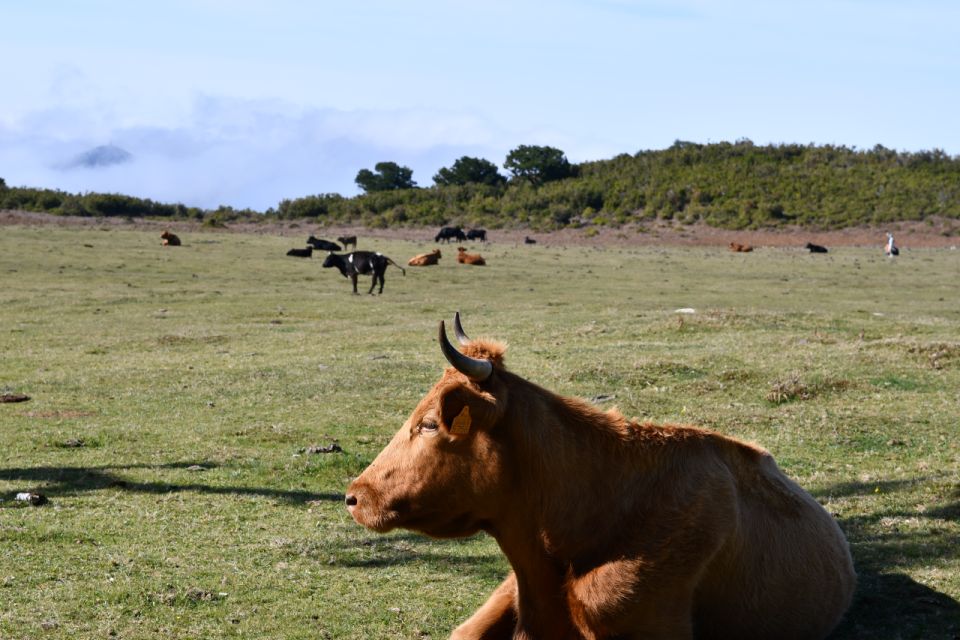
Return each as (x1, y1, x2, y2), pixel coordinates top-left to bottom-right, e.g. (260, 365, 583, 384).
(466, 228, 487, 242)
(435, 226, 467, 243)
(307, 236, 342, 251)
(322, 251, 406, 294)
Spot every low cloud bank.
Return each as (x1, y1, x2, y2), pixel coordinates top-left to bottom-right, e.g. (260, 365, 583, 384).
(0, 96, 539, 211)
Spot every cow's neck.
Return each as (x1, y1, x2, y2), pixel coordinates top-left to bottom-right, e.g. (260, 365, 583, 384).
(497, 374, 647, 559)
(485, 375, 650, 637)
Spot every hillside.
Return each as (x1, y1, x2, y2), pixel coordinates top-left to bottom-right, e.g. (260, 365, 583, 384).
(3, 140, 959, 231)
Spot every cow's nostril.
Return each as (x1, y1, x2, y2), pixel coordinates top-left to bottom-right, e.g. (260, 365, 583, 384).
(345, 494, 358, 507)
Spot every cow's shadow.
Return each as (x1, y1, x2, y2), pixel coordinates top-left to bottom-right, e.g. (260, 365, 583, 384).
(337, 532, 508, 581)
(0, 462, 341, 504)
(814, 480, 960, 639)
(829, 569, 959, 639)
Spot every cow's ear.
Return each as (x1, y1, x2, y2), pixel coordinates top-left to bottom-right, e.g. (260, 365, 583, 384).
(439, 385, 499, 437)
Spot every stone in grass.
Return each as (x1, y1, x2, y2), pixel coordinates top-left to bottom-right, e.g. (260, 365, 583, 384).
(186, 587, 227, 602)
(301, 443, 343, 454)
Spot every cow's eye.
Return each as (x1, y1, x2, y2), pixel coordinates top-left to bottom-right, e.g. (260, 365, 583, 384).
(418, 421, 439, 434)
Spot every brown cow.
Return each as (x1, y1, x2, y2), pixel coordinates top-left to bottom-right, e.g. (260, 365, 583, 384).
(407, 249, 442, 266)
(346, 314, 856, 639)
(729, 241, 753, 252)
(338, 235, 358, 250)
(456, 247, 486, 265)
(160, 230, 181, 246)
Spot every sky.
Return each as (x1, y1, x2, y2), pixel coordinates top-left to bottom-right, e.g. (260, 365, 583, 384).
(1, 0, 958, 211)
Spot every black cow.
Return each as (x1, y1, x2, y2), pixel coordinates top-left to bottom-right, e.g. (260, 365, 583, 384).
(805, 242, 828, 254)
(337, 235, 358, 250)
(322, 251, 405, 294)
(435, 226, 467, 243)
(524, 236, 537, 245)
(466, 228, 487, 242)
(287, 246, 313, 258)
(307, 236, 341, 251)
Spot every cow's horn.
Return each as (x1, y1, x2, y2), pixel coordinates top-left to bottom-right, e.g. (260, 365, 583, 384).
(439, 320, 492, 382)
(453, 311, 471, 345)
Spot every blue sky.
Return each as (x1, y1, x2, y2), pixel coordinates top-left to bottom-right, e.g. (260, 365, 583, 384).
(2, 1, 957, 211)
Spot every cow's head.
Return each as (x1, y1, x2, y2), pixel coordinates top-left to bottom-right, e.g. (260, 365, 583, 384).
(321, 252, 347, 276)
(345, 314, 510, 538)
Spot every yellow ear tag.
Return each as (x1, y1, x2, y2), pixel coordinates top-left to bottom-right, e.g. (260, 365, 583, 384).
(450, 406, 472, 435)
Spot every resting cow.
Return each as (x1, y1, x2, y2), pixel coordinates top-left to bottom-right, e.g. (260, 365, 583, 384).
(729, 242, 753, 252)
(337, 235, 358, 250)
(805, 242, 829, 254)
(456, 247, 486, 265)
(346, 314, 856, 639)
(286, 246, 313, 258)
(524, 236, 537, 245)
(407, 249, 442, 266)
(307, 236, 341, 251)
(160, 230, 181, 246)
(322, 251, 405, 294)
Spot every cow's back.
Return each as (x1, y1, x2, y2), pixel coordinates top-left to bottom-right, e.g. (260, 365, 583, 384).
(692, 438, 855, 639)
(347, 251, 378, 273)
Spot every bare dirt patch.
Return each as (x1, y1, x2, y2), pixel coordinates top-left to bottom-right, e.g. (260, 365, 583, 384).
(3, 209, 958, 249)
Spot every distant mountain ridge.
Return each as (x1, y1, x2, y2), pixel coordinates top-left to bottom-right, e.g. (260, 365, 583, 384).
(68, 144, 133, 168)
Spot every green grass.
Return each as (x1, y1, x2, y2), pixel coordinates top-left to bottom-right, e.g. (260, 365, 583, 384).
(1, 226, 958, 639)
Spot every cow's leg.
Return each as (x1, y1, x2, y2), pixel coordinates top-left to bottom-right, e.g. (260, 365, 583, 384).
(567, 558, 696, 640)
(351, 274, 359, 294)
(367, 273, 378, 295)
(450, 573, 517, 640)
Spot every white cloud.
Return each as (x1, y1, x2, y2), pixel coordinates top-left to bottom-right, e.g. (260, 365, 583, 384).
(0, 94, 548, 210)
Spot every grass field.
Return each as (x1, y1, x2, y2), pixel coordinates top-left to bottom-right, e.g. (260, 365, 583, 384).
(1, 224, 958, 639)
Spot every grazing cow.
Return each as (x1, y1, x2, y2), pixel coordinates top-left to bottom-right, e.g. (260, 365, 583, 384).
(160, 230, 181, 246)
(337, 235, 358, 250)
(322, 251, 405, 294)
(307, 236, 341, 251)
(524, 236, 537, 244)
(346, 314, 856, 640)
(466, 228, 487, 242)
(286, 246, 313, 258)
(805, 242, 829, 254)
(729, 241, 753, 252)
(456, 247, 486, 265)
(435, 226, 467, 243)
(407, 249, 442, 266)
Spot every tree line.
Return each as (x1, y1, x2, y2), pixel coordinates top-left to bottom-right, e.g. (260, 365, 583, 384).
(3, 140, 959, 230)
